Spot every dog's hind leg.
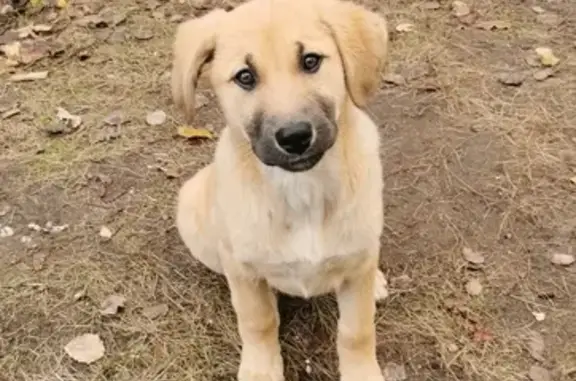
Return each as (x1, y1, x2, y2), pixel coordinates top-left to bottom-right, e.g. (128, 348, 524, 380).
(176, 165, 223, 274)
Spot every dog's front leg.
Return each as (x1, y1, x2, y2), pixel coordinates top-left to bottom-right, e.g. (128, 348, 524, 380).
(227, 273, 284, 381)
(336, 254, 384, 381)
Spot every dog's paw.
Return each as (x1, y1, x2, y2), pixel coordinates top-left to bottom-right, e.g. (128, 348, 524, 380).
(238, 353, 284, 381)
(341, 362, 385, 381)
(374, 269, 389, 302)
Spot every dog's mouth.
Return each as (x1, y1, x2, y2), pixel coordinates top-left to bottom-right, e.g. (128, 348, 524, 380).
(278, 152, 325, 172)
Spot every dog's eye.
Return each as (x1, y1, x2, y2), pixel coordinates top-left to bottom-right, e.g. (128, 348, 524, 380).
(234, 69, 257, 90)
(301, 53, 323, 73)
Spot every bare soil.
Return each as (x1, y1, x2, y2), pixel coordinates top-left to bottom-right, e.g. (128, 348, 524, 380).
(1, 0, 575, 380)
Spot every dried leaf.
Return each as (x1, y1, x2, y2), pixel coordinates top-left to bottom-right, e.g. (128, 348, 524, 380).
(462, 247, 485, 264)
(177, 126, 214, 139)
(146, 110, 167, 126)
(9, 71, 49, 82)
(99, 226, 112, 240)
(550, 253, 575, 266)
(396, 23, 415, 33)
(56, 107, 82, 129)
(528, 331, 545, 362)
(535, 47, 560, 67)
(452, 1, 470, 17)
(0, 226, 14, 238)
(497, 72, 525, 86)
(142, 303, 169, 319)
(382, 73, 406, 86)
(536, 13, 561, 27)
(475, 20, 511, 30)
(531, 6, 545, 14)
(383, 362, 407, 381)
(64, 334, 105, 364)
(465, 278, 482, 296)
(528, 365, 550, 381)
(100, 294, 126, 316)
(420, 1, 441, 10)
(533, 68, 554, 81)
(103, 110, 125, 126)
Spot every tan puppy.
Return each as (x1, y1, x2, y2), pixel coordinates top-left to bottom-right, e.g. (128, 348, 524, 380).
(172, 0, 389, 380)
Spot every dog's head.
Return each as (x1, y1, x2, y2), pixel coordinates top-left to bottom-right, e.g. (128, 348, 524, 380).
(172, 0, 388, 172)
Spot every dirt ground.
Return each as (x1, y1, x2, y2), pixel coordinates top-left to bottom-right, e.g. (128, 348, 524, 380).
(1, 0, 575, 380)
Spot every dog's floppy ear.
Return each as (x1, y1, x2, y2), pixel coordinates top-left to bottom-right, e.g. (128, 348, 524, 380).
(318, 0, 388, 107)
(171, 9, 227, 123)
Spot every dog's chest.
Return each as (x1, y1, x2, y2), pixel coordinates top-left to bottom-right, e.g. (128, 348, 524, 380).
(235, 169, 371, 297)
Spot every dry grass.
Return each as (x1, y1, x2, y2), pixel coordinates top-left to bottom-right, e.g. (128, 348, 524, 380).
(1, 0, 576, 380)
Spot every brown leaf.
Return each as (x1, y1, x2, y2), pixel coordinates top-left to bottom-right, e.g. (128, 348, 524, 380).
(465, 278, 483, 296)
(528, 365, 551, 381)
(177, 126, 214, 139)
(9, 71, 49, 82)
(475, 20, 511, 30)
(536, 13, 562, 27)
(527, 330, 545, 362)
(462, 247, 485, 264)
(497, 71, 525, 86)
(382, 73, 406, 86)
(146, 110, 167, 126)
(533, 68, 554, 81)
(142, 303, 169, 319)
(383, 362, 407, 381)
(452, 1, 470, 17)
(550, 253, 575, 266)
(64, 334, 105, 364)
(100, 294, 126, 316)
(420, 1, 441, 10)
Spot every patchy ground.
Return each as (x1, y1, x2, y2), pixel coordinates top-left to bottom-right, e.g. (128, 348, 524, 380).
(1, 0, 575, 380)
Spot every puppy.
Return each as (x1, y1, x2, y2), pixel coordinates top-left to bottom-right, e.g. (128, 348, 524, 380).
(172, 0, 389, 380)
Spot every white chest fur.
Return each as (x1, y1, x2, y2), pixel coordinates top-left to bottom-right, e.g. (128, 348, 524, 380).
(228, 161, 377, 298)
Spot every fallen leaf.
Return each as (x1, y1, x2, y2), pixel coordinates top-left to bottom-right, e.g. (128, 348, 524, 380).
(465, 278, 483, 296)
(146, 110, 167, 126)
(533, 68, 554, 81)
(100, 294, 126, 316)
(382, 73, 406, 86)
(32, 252, 46, 271)
(497, 72, 525, 86)
(396, 23, 415, 33)
(0, 226, 14, 238)
(64, 334, 105, 364)
(536, 13, 562, 27)
(532, 311, 546, 322)
(528, 365, 551, 381)
(475, 20, 511, 30)
(535, 47, 560, 67)
(420, 1, 441, 10)
(103, 110, 125, 126)
(99, 226, 112, 240)
(0, 41, 22, 61)
(531, 6, 545, 14)
(383, 362, 407, 381)
(142, 303, 169, 319)
(527, 331, 545, 362)
(56, 107, 82, 129)
(132, 27, 154, 41)
(177, 126, 214, 139)
(452, 1, 470, 17)
(9, 71, 49, 82)
(462, 247, 485, 264)
(550, 253, 575, 266)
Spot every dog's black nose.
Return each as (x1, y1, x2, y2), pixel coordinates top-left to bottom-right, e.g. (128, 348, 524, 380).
(275, 122, 313, 155)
